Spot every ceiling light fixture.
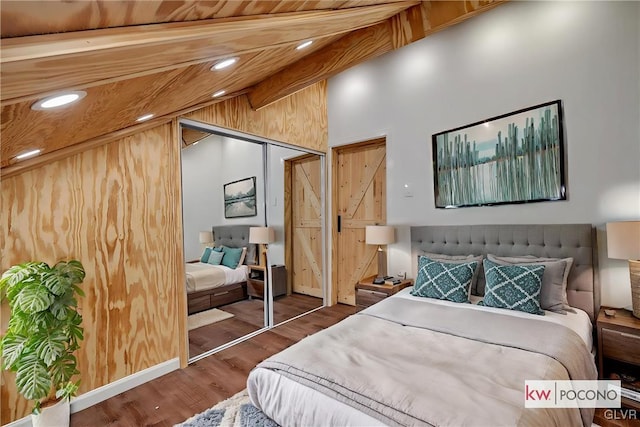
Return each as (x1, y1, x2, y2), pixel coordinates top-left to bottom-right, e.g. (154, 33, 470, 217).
(296, 40, 313, 50)
(212, 90, 226, 98)
(136, 113, 154, 122)
(211, 57, 238, 71)
(31, 91, 87, 111)
(15, 149, 42, 160)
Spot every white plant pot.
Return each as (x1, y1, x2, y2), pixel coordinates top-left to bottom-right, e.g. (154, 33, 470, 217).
(31, 398, 70, 427)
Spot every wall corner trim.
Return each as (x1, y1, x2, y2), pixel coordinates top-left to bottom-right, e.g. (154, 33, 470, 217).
(3, 358, 180, 427)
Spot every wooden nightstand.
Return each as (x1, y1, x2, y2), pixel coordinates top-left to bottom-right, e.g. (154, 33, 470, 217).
(355, 275, 413, 309)
(597, 307, 640, 409)
(247, 265, 287, 299)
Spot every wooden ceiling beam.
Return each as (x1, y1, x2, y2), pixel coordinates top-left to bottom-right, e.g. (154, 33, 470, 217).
(246, 0, 504, 110)
(247, 4, 425, 110)
(0, 1, 418, 105)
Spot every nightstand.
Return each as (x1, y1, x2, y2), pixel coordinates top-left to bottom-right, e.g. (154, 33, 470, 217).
(247, 265, 287, 299)
(355, 275, 413, 309)
(597, 307, 640, 410)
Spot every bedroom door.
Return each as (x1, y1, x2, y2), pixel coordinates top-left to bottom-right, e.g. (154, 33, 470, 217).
(332, 138, 386, 306)
(286, 154, 323, 298)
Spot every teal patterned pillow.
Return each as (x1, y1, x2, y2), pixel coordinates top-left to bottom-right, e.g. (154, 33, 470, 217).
(411, 256, 477, 303)
(481, 259, 545, 315)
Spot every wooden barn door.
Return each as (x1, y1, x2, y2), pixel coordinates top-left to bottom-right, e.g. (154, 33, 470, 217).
(285, 154, 323, 298)
(332, 138, 386, 305)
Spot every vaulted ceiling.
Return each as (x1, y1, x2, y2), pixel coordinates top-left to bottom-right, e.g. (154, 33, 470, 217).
(0, 0, 503, 175)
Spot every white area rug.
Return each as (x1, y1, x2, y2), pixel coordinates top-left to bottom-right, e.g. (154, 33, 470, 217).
(188, 308, 234, 331)
(176, 389, 278, 427)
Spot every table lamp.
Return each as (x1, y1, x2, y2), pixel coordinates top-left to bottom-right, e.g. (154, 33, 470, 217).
(249, 226, 275, 267)
(366, 225, 396, 284)
(199, 230, 214, 249)
(606, 221, 640, 318)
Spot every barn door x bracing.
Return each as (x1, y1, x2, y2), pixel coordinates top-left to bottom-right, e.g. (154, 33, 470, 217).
(333, 138, 386, 305)
(286, 154, 323, 298)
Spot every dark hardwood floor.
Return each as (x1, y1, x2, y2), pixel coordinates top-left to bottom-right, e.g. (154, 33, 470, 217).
(189, 293, 322, 358)
(72, 299, 633, 427)
(71, 302, 355, 426)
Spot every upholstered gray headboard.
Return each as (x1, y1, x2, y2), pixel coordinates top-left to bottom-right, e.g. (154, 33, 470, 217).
(410, 224, 599, 321)
(212, 225, 258, 266)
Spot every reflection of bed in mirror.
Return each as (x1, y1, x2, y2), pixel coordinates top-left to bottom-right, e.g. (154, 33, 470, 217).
(186, 225, 258, 315)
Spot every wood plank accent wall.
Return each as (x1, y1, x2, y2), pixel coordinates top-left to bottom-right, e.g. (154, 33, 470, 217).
(184, 81, 328, 152)
(0, 123, 185, 423)
(0, 78, 326, 423)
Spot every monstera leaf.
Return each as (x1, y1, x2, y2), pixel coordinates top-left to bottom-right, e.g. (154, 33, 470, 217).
(0, 260, 85, 409)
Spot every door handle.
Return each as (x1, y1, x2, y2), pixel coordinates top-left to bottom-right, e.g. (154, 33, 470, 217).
(337, 215, 341, 233)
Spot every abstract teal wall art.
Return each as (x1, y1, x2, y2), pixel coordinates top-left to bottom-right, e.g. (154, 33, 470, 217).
(432, 100, 566, 208)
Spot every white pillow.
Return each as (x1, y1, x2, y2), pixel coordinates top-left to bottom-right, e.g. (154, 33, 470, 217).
(238, 247, 248, 266)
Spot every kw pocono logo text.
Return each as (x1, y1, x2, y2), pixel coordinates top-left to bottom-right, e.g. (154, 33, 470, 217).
(524, 380, 621, 408)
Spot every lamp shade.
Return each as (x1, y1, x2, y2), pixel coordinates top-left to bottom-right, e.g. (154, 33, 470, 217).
(606, 221, 640, 260)
(199, 230, 213, 244)
(365, 225, 395, 245)
(249, 227, 275, 244)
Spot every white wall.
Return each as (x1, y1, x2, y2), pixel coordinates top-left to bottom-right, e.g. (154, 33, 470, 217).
(328, 1, 640, 308)
(181, 134, 264, 261)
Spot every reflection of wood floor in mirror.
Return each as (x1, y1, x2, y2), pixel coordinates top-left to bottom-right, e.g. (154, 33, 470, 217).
(189, 293, 322, 358)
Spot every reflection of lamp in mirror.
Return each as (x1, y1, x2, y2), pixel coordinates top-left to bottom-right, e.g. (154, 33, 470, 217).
(199, 230, 213, 249)
(606, 221, 640, 318)
(366, 225, 396, 284)
(249, 227, 275, 267)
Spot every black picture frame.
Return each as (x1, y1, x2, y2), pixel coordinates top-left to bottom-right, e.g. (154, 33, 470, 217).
(223, 176, 257, 218)
(432, 100, 566, 208)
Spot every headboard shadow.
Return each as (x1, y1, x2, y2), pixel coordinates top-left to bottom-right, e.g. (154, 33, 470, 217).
(212, 225, 258, 266)
(410, 224, 599, 321)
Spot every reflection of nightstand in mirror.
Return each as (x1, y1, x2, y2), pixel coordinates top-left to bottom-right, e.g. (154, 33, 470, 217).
(356, 275, 413, 309)
(247, 265, 287, 299)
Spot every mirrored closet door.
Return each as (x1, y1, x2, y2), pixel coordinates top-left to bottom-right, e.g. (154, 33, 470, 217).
(181, 125, 267, 361)
(180, 120, 326, 362)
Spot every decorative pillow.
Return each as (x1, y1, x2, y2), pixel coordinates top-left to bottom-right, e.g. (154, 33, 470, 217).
(200, 247, 213, 263)
(411, 256, 478, 303)
(487, 254, 567, 314)
(422, 252, 483, 296)
(480, 259, 545, 315)
(207, 250, 224, 265)
(238, 247, 248, 266)
(488, 254, 574, 311)
(220, 246, 244, 269)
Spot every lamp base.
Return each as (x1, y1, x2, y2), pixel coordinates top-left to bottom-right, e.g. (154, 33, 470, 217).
(630, 260, 640, 319)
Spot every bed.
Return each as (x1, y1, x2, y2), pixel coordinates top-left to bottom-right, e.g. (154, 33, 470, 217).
(247, 224, 600, 426)
(186, 225, 258, 315)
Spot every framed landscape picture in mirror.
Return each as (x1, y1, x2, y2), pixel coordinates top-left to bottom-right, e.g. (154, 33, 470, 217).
(224, 176, 257, 218)
(432, 100, 566, 208)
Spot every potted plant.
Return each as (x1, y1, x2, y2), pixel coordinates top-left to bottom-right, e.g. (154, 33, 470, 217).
(0, 260, 85, 427)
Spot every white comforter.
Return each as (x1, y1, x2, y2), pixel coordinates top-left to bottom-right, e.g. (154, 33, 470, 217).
(248, 290, 595, 426)
(185, 262, 248, 292)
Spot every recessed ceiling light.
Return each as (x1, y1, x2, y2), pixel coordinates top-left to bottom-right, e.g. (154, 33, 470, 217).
(31, 91, 86, 111)
(296, 40, 313, 50)
(211, 58, 238, 71)
(15, 149, 42, 160)
(136, 113, 154, 122)
(212, 90, 226, 98)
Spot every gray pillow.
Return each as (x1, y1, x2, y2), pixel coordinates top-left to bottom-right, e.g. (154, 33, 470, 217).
(422, 253, 483, 297)
(487, 254, 572, 314)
